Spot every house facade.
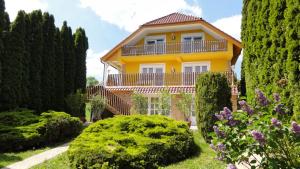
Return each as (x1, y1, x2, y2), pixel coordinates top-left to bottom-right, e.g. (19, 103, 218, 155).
(88, 13, 242, 125)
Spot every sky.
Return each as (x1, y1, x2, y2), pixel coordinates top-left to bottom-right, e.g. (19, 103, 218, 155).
(5, 0, 243, 81)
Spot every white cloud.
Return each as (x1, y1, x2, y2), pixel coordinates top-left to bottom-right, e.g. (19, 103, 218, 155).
(212, 15, 242, 40)
(80, 0, 202, 32)
(5, 0, 48, 21)
(86, 49, 118, 81)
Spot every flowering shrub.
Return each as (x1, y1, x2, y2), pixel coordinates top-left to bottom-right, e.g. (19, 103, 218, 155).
(210, 89, 300, 169)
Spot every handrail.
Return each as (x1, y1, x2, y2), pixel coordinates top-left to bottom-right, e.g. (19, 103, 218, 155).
(87, 85, 131, 115)
(121, 40, 227, 56)
(106, 71, 233, 87)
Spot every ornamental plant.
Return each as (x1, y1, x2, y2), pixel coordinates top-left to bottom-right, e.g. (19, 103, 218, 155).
(210, 89, 300, 169)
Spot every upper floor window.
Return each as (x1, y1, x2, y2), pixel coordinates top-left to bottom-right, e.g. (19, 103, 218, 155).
(181, 33, 205, 53)
(144, 35, 166, 54)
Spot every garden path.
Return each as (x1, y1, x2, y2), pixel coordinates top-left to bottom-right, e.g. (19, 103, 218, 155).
(2, 143, 69, 169)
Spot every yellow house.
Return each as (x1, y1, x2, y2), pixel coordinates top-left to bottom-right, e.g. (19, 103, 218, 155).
(88, 13, 242, 125)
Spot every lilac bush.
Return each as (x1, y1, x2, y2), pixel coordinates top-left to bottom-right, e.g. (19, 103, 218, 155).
(211, 89, 300, 168)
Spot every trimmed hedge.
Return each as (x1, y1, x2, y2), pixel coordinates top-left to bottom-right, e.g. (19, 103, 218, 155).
(195, 72, 231, 141)
(0, 110, 83, 152)
(68, 115, 197, 169)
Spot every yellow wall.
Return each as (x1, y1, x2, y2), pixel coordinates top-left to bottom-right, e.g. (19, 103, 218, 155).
(107, 29, 234, 73)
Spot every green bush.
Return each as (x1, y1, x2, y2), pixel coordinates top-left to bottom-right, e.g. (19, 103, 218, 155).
(65, 89, 86, 118)
(131, 93, 148, 115)
(195, 72, 231, 141)
(89, 95, 106, 121)
(68, 115, 197, 169)
(0, 110, 83, 152)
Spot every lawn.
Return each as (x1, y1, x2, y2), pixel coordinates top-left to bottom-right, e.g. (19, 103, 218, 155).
(0, 147, 50, 168)
(30, 132, 225, 169)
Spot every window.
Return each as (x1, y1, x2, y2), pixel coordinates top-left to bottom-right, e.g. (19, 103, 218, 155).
(148, 97, 170, 116)
(182, 62, 210, 85)
(145, 36, 166, 54)
(140, 64, 165, 86)
(181, 33, 204, 53)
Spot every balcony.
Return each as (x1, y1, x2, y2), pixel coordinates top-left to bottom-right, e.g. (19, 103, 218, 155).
(121, 40, 227, 56)
(106, 72, 233, 87)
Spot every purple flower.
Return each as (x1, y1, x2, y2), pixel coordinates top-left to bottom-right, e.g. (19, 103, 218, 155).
(239, 100, 254, 115)
(273, 93, 280, 102)
(227, 163, 237, 169)
(215, 107, 233, 121)
(210, 143, 217, 151)
(274, 104, 286, 115)
(251, 130, 265, 145)
(213, 125, 225, 138)
(228, 119, 239, 127)
(271, 118, 282, 127)
(217, 143, 226, 151)
(215, 113, 224, 121)
(291, 121, 300, 135)
(255, 89, 269, 106)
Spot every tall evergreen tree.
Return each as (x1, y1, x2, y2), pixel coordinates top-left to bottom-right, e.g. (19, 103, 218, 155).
(41, 13, 56, 111)
(242, 0, 300, 113)
(28, 10, 43, 112)
(54, 28, 65, 111)
(74, 28, 88, 92)
(61, 21, 75, 97)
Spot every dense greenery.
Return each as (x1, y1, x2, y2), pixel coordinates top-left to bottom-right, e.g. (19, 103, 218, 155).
(241, 0, 300, 114)
(89, 95, 106, 121)
(0, 0, 88, 116)
(195, 73, 231, 141)
(86, 76, 99, 87)
(0, 110, 82, 152)
(68, 115, 196, 169)
(131, 93, 148, 114)
(176, 92, 193, 120)
(211, 90, 300, 168)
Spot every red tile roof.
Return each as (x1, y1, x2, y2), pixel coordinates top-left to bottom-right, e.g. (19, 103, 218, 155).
(106, 86, 195, 94)
(142, 12, 202, 26)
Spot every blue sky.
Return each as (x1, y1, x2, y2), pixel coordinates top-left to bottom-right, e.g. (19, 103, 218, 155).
(6, 0, 243, 80)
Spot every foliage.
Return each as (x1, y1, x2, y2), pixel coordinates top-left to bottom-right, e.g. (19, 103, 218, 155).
(65, 90, 86, 118)
(68, 115, 197, 169)
(89, 95, 106, 121)
(86, 76, 99, 87)
(176, 92, 193, 120)
(0, 0, 88, 113)
(195, 72, 232, 141)
(241, 0, 300, 114)
(159, 90, 171, 116)
(0, 110, 82, 152)
(211, 89, 300, 169)
(131, 93, 148, 115)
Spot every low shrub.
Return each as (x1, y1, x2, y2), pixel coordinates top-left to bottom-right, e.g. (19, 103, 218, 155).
(211, 90, 300, 168)
(195, 72, 231, 141)
(0, 110, 83, 152)
(68, 115, 197, 169)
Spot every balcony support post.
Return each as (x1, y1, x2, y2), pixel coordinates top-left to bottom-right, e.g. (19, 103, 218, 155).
(103, 62, 109, 86)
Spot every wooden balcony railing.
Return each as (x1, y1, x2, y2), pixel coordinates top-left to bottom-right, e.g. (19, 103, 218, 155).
(121, 40, 227, 56)
(106, 71, 233, 87)
(87, 85, 131, 115)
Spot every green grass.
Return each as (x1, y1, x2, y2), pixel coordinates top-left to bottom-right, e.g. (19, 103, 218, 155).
(0, 147, 50, 168)
(29, 132, 225, 169)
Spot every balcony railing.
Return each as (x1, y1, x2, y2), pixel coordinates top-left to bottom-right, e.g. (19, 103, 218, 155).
(121, 40, 227, 56)
(106, 72, 233, 87)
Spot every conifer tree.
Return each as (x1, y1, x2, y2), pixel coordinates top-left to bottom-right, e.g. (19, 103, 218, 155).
(41, 13, 56, 111)
(54, 28, 65, 111)
(61, 21, 75, 97)
(28, 10, 43, 112)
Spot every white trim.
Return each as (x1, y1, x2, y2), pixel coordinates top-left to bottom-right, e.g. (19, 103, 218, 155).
(139, 63, 166, 73)
(144, 35, 166, 44)
(181, 32, 205, 42)
(146, 95, 171, 117)
(181, 61, 211, 72)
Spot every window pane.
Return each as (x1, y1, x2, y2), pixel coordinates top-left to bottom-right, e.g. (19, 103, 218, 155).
(184, 67, 193, 72)
(142, 68, 147, 73)
(184, 37, 192, 41)
(195, 66, 201, 72)
(149, 68, 153, 73)
(147, 40, 155, 45)
(194, 36, 202, 41)
(202, 66, 208, 72)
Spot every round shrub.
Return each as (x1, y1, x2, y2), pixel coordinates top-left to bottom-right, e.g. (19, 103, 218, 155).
(68, 115, 196, 169)
(195, 72, 231, 141)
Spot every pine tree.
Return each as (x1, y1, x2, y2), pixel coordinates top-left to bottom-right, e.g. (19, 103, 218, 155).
(61, 21, 75, 97)
(28, 10, 43, 112)
(54, 28, 65, 111)
(41, 12, 56, 111)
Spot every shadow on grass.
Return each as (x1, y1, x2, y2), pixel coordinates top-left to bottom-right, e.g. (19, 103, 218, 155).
(0, 154, 22, 168)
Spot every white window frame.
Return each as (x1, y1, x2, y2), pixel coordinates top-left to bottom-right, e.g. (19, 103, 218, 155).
(144, 35, 166, 44)
(139, 63, 166, 73)
(181, 33, 205, 52)
(144, 35, 166, 54)
(147, 95, 171, 117)
(181, 33, 205, 42)
(181, 62, 211, 72)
